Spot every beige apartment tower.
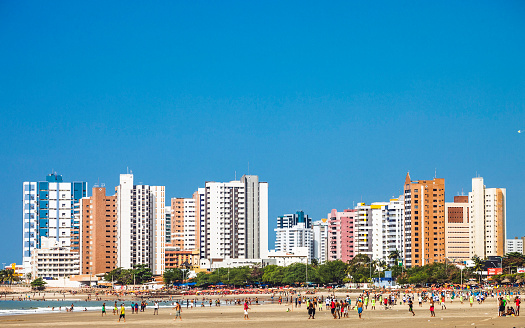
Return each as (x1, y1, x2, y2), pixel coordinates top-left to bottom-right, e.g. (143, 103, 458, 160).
(445, 196, 470, 263)
(469, 177, 506, 258)
(80, 187, 117, 275)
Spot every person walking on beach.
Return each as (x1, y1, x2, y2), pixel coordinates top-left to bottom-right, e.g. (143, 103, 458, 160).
(243, 299, 250, 320)
(118, 304, 126, 322)
(469, 294, 474, 307)
(408, 298, 415, 316)
(173, 301, 182, 321)
(153, 301, 159, 315)
(429, 300, 435, 317)
(308, 299, 315, 319)
(102, 302, 106, 317)
(114, 301, 118, 315)
(357, 298, 364, 319)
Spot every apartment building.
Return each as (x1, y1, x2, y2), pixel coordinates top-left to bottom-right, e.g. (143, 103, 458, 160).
(31, 237, 80, 279)
(116, 174, 165, 275)
(274, 212, 313, 261)
(22, 173, 87, 272)
(312, 219, 328, 264)
(199, 175, 268, 262)
(404, 173, 446, 267)
(445, 196, 470, 263)
(170, 198, 198, 251)
(507, 237, 524, 254)
(80, 186, 117, 275)
(327, 209, 357, 262)
(469, 177, 506, 258)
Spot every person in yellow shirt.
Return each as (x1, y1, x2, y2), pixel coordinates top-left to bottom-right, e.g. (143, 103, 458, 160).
(119, 304, 126, 322)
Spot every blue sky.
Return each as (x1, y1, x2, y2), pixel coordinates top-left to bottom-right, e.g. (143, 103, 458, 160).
(1, 1, 524, 266)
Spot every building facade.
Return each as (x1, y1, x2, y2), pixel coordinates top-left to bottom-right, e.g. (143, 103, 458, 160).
(327, 209, 357, 263)
(199, 175, 268, 263)
(506, 237, 524, 254)
(116, 174, 165, 275)
(404, 173, 446, 267)
(312, 219, 328, 264)
(80, 186, 117, 275)
(170, 198, 198, 251)
(23, 173, 87, 272)
(469, 177, 506, 258)
(445, 196, 470, 264)
(31, 237, 80, 279)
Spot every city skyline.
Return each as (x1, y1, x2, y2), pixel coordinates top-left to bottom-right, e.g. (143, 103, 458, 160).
(1, 1, 524, 266)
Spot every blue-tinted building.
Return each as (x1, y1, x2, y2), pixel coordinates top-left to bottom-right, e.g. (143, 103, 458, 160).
(23, 173, 87, 272)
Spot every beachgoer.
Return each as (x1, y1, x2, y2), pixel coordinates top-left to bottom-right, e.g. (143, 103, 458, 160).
(173, 301, 182, 321)
(102, 302, 106, 316)
(243, 300, 250, 320)
(119, 304, 126, 322)
(153, 301, 159, 315)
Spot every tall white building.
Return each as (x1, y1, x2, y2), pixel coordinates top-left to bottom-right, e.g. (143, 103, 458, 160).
(312, 220, 328, 264)
(274, 222, 313, 261)
(22, 173, 87, 272)
(199, 175, 268, 262)
(116, 174, 165, 275)
(469, 177, 506, 258)
(356, 198, 404, 265)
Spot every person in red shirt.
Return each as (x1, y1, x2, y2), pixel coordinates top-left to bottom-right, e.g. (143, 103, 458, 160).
(243, 299, 250, 320)
(516, 296, 521, 316)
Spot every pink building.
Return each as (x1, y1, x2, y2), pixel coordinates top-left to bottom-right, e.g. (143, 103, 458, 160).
(327, 209, 357, 263)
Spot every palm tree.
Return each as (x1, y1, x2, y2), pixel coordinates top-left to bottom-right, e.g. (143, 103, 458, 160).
(388, 249, 401, 267)
(472, 255, 484, 284)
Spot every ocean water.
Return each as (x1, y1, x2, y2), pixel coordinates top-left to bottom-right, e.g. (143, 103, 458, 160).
(0, 299, 234, 316)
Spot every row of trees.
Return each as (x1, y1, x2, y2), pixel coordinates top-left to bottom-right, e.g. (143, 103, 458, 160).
(103, 264, 153, 285)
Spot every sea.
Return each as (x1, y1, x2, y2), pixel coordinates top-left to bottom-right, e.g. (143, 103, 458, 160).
(0, 298, 236, 316)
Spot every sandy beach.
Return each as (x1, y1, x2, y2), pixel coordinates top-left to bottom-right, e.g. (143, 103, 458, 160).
(1, 293, 524, 328)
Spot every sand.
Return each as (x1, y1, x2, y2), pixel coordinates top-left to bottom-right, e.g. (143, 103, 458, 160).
(1, 294, 524, 328)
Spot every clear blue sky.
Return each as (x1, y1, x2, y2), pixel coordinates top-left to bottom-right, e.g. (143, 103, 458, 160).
(1, 1, 524, 265)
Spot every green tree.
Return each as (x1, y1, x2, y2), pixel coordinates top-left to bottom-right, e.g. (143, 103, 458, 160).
(31, 277, 47, 290)
(132, 264, 153, 284)
(163, 268, 183, 285)
(318, 260, 348, 284)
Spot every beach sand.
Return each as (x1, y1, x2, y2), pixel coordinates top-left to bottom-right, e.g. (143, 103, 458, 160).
(1, 295, 524, 328)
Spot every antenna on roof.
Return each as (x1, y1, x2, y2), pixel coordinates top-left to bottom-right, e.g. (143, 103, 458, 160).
(435, 168, 437, 178)
(248, 161, 250, 175)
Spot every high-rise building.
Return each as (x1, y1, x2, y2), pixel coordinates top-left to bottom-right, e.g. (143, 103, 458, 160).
(116, 174, 165, 275)
(445, 196, 470, 264)
(199, 175, 268, 262)
(469, 177, 506, 258)
(403, 173, 446, 267)
(22, 173, 87, 272)
(327, 209, 357, 263)
(274, 211, 313, 260)
(194, 188, 205, 259)
(169, 198, 197, 251)
(277, 211, 311, 229)
(80, 186, 117, 275)
(312, 219, 328, 264)
(165, 205, 171, 244)
(354, 198, 404, 265)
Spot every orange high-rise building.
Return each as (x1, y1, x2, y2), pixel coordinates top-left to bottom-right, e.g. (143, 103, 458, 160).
(404, 173, 445, 267)
(80, 187, 117, 275)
